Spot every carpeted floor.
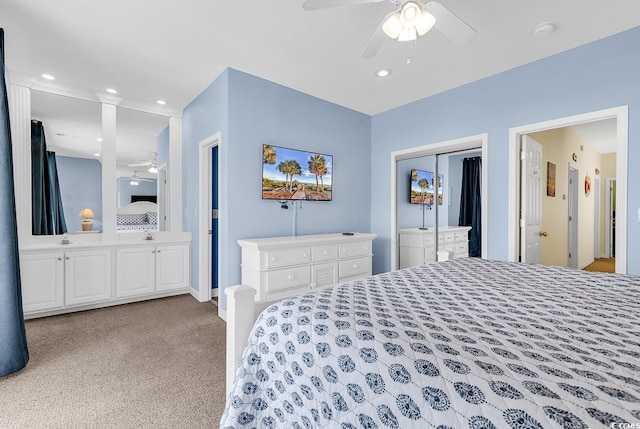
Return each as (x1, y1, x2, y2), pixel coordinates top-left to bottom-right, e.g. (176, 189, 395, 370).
(583, 257, 616, 273)
(0, 295, 227, 429)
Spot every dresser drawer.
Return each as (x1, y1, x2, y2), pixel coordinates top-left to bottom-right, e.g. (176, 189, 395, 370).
(339, 241, 372, 258)
(339, 256, 371, 279)
(264, 248, 311, 268)
(311, 244, 338, 262)
(454, 231, 468, 242)
(454, 242, 468, 255)
(265, 266, 311, 293)
(443, 233, 455, 244)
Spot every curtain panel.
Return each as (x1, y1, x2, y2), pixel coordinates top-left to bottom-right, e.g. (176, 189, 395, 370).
(458, 156, 482, 257)
(0, 27, 29, 377)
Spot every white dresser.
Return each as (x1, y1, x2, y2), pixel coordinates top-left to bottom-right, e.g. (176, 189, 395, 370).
(238, 233, 376, 301)
(399, 226, 471, 269)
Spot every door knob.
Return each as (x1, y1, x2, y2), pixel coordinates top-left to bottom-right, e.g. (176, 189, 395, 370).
(539, 231, 548, 237)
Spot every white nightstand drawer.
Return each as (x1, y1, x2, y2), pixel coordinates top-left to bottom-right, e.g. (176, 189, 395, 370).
(311, 245, 338, 262)
(339, 241, 372, 258)
(264, 248, 311, 268)
(266, 266, 311, 292)
(339, 256, 371, 279)
(455, 242, 468, 254)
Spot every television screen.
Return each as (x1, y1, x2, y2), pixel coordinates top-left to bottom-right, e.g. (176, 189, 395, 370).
(262, 144, 332, 201)
(410, 169, 435, 205)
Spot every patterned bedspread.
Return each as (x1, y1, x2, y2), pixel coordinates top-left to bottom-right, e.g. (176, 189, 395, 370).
(221, 258, 640, 428)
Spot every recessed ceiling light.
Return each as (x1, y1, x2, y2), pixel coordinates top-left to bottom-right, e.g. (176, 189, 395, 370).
(534, 22, 555, 37)
(106, 88, 118, 94)
(156, 100, 166, 105)
(96, 138, 103, 142)
(94, 153, 101, 157)
(41, 74, 55, 80)
(375, 69, 392, 78)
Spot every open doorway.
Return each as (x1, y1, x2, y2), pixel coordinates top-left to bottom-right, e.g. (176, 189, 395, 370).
(509, 106, 627, 274)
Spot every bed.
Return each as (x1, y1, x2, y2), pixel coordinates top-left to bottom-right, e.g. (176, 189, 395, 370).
(116, 201, 158, 231)
(221, 258, 640, 428)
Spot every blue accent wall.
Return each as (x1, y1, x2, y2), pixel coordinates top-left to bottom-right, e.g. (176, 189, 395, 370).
(371, 26, 640, 275)
(56, 156, 102, 233)
(182, 69, 371, 310)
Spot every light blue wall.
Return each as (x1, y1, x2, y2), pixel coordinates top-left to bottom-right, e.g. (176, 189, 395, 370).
(56, 155, 102, 233)
(181, 69, 371, 310)
(117, 177, 157, 207)
(371, 26, 640, 275)
(182, 69, 229, 302)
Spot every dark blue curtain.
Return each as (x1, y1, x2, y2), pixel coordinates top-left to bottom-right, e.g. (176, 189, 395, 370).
(31, 120, 67, 235)
(459, 156, 481, 257)
(0, 28, 29, 377)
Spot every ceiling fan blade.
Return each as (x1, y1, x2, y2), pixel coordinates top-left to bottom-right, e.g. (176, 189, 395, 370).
(360, 15, 389, 58)
(302, 0, 383, 11)
(425, 1, 476, 45)
(128, 161, 152, 167)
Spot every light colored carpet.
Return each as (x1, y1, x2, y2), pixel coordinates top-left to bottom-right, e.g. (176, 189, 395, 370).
(583, 257, 615, 273)
(0, 295, 227, 429)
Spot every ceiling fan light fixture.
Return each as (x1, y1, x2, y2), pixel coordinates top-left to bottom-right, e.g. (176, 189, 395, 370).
(382, 12, 402, 39)
(415, 11, 436, 36)
(398, 26, 417, 42)
(399, 1, 421, 28)
(130, 179, 139, 186)
(148, 166, 158, 174)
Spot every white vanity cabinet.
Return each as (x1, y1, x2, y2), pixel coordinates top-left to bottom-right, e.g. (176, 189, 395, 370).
(21, 248, 112, 313)
(116, 244, 190, 297)
(239, 233, 376, 301)
(20, 240, 190, 318)
(399, 226, 471, 269)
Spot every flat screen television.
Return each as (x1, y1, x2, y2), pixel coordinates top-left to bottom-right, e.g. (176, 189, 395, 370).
(262, 144, 332, 201)
(410, 169, 435, 205)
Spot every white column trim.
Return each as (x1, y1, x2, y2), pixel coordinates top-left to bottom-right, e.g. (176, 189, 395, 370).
(101, 103, 118, 242)
(169, 116, 183, 232)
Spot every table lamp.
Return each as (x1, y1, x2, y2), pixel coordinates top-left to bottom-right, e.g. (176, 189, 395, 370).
(79, 208, 95, 231)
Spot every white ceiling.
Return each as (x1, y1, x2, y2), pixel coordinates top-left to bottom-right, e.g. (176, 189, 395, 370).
(2, 0, 637, 161)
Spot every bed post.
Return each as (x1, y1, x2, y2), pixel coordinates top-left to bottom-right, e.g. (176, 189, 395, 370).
(225, 285, 256, 397)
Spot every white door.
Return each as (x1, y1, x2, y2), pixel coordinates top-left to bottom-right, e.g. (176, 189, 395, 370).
(520, 135, 543, 264)
(568, 167, 579, 269)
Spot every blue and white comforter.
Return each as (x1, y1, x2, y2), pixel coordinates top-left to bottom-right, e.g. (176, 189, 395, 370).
(221, 258, 640, 428)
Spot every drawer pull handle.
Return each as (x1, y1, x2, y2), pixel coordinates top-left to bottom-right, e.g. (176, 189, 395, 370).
(323, 250, 328, 255)
(65, 256, 70, 260)
(302, 253, 308, 258)
(272, 257, 279, 262)
(288, 274, 296, 281)
(353, 264, 359, 269)
(58, 257, 62, 261)
(342, 249, 347, 253)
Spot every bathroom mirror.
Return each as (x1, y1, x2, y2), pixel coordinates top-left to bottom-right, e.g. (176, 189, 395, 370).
(30, 90, 103, 235)
(116, 106, 169, 232)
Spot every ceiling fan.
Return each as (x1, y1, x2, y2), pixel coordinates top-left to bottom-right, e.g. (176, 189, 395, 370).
(302, 0, 476, 58)
(129, 171, 155, 187)
(128, 152, 158, 174)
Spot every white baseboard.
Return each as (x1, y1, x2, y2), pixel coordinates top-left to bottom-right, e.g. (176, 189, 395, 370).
(579, 258, 595, 270)
(218, 306, 227, 322)
(212, 288, 219, 298)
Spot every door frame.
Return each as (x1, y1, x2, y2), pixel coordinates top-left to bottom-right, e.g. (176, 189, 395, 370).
(157, 162, 168, 231)
(508, 106, 628, 273)
(390, 133, 489, 270)
(198, 132, 222, 302)
(567, 164, 579, 269)
(605, 177, 616, 259)
(593, 175, 600, 258)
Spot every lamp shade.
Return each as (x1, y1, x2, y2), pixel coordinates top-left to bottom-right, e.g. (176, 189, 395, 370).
(78, 208, 95, 219)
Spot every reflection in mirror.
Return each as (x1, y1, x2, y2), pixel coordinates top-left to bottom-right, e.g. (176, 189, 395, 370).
(31, 91, 102, 235)
(397, 155, 436, 230)
(116, 107, 169, 232)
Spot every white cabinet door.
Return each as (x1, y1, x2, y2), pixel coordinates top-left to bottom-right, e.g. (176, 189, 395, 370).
(64, 249, 112, 306)
(21, 252, 64, 313)
(156, 245, 189, 292)
(116, 247, 156, 298)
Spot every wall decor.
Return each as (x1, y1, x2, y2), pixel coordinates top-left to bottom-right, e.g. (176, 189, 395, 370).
(262, 144, 332, 201)
(572, 153, 577, 162)
(546, 162, 556, 197)
(409, 169, 434, 206)
(437, 174, 444, 205)
(584, 175, 592, 196)
(595, 168, 600, 175)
